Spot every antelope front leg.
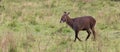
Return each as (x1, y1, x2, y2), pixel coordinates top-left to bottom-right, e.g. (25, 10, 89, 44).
(74, 35, 77, 42)
(74, 31, 82, 42)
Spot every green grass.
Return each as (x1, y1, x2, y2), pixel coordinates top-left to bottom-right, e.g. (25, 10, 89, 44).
(0, 0, 120, 52)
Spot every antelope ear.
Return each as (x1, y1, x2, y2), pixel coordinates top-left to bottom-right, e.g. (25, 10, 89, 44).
(67, 12, 70, 15)
(64, 11, 67, 14)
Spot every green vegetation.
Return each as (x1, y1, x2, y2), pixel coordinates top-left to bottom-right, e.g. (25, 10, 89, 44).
(0, 0, 120, 52)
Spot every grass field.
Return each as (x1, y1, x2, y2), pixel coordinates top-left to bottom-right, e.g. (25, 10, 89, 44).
(0, 0, 120, 52)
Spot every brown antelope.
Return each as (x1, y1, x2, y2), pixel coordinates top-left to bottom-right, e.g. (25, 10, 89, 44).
(60, 12, 96, 42)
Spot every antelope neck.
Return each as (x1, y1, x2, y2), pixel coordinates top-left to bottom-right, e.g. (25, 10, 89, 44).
(66, 17, 73, 27)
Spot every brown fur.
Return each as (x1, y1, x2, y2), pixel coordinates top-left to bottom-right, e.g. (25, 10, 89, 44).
(60, 12, 96, 42)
